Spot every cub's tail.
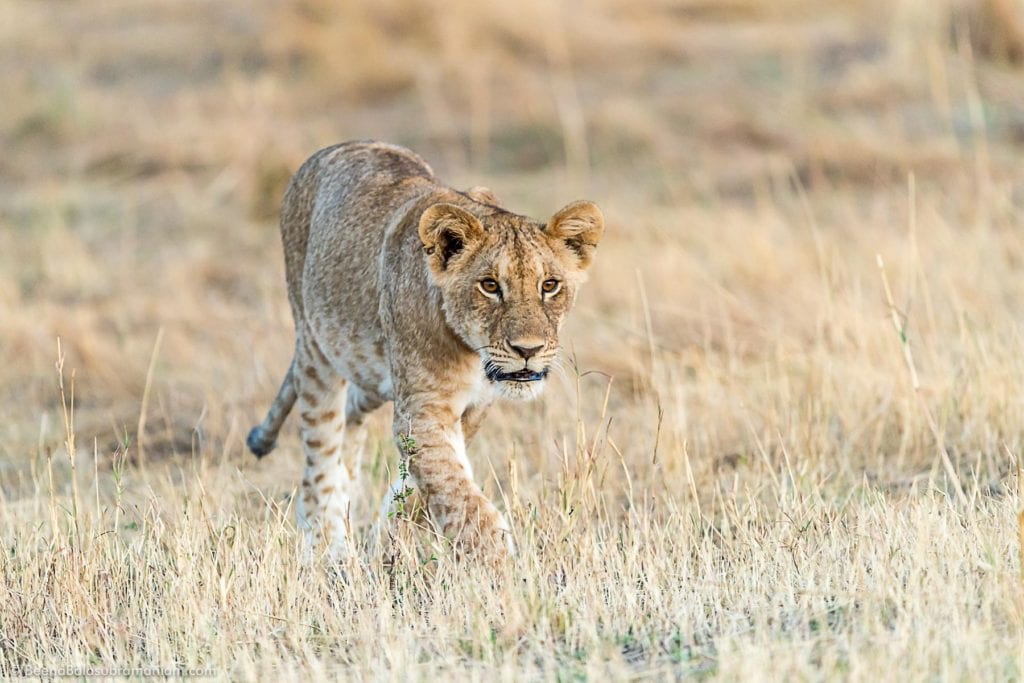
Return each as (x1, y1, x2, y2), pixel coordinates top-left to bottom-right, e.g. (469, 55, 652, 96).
(247, 359, 297, 458)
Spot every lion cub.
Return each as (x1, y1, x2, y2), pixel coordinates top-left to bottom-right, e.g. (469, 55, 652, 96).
(248, 140, 603, 560)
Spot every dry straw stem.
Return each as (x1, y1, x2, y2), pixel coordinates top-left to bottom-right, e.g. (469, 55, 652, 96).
(874, 177, 968, 507)
(135, 327, 164, 470)
(877, 252, 968, 506)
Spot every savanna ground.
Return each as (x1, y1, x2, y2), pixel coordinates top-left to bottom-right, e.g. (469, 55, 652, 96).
(2, 0, 1024, 679)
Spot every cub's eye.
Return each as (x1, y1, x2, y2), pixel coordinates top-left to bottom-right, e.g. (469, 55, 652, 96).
(541, 278, 561, 296)
(479, 278, 501, 296)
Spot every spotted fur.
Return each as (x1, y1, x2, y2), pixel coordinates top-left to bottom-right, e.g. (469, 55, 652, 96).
(248, 140, 604, 561)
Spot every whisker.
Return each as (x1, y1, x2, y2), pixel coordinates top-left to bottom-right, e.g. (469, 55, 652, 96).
(551, 362, 570, 382)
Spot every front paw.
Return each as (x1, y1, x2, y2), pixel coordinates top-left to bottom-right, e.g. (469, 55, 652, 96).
(442, 493, 514, 559)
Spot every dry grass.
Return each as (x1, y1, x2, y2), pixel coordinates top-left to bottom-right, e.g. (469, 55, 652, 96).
(2, 0, 1024, 679)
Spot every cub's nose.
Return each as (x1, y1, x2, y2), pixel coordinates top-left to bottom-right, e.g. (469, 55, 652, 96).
(508, 337, 545, 360)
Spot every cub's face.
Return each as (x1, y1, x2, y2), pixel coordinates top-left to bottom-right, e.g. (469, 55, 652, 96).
(419, 199, 604, 400)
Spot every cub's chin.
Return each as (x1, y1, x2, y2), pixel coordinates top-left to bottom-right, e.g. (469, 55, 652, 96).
(495, 377, 547, 401)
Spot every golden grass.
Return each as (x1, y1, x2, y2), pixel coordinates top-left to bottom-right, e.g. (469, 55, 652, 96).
(2, 0, 1024, 679)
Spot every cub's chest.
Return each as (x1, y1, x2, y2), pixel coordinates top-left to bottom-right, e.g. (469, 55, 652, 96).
(452, 370, 500, 415)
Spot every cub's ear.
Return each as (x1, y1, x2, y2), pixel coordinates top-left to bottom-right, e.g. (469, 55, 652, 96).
(546, 200, 604, 269)
(465, 186, 501, 205)
(418, 203, 485, 272)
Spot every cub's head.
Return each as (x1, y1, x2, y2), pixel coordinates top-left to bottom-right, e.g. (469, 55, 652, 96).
(419, 197, 604, 400)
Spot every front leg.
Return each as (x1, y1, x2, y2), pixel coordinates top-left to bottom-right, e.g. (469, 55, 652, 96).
(394, 401, 511, 557)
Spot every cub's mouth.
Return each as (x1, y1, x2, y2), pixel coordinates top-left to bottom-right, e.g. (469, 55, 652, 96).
(485, 362, 549, 383)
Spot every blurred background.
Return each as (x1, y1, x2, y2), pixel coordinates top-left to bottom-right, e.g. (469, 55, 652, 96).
(1, 0, 1023, 500)
(6, 4, 1024, 675)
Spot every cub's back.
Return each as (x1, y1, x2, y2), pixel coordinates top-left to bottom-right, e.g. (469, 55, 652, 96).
(278, 141, 438, 326)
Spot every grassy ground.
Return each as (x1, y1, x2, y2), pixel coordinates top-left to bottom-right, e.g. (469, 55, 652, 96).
(3, 0, 1024, 679)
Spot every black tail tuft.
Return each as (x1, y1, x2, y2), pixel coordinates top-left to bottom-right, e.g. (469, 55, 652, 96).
(247, 426, 276, 459)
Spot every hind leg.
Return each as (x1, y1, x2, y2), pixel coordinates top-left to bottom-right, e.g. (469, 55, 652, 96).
(294, 335, 355, 562)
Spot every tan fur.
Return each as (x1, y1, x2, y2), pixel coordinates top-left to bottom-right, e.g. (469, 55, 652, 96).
(247, 140, 604, 561)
